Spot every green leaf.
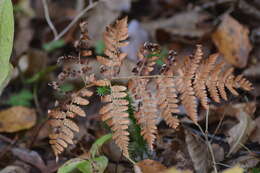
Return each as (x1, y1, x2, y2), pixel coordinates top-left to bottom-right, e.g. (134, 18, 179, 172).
(57, 156, 108, 173)
(252, 168, 260, 173)
(0, 0, 14, 95)
(95, 40, 105, 55)
(77, 156, 108, 173)
(90, 156, 108, 173)
(6, 89, 33, 107)
(43, 39, 65, 52)
(58, 158, 86, 173)
(89, 134, 112, 158)
(76, 161, 92, 173)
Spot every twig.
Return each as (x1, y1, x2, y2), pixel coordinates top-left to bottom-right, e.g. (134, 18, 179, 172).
(54, 1, 98, 41)
(194, 0, 236, 11)
(211, 109, 227, 143)
(0, 134, 13, 144)
(42, 0, 58, 38)
(196, 123, 218, 173)
(215, 163, 232, 168)
(76, 0, 85, 12)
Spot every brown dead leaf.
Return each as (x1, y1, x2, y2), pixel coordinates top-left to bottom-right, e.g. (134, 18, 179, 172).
(250, 116, 260, 144)
(162, 167, 192, 173)
(11, 148, 47, 172)
(142, 11, 213, 41)
(0, 165, 27, 173)
(134, 159, 167, 173)
(227, 109, 256, 156)
(212, 143, 225, 163)
(227, 155, 259, 169)
(212, 15, 252, 68)
(222, 166, 243, 173)
(0, 106, 36, 133)
(243, 62, 260, 77)
(185, 130, 211, 173)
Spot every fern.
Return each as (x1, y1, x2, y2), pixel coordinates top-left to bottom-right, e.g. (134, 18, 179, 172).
(48, 17, 253, 159)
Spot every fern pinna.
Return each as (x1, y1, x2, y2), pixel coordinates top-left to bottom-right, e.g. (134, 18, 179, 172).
(48, 17, 253, 159)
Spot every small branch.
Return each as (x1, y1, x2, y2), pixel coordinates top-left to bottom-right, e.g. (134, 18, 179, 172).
(54, 1, 98, 41)
(194, 0, 236, 11)
(0, 134, 13, 144)
(196, 123, 218, 173)
(42, 0, 58, 38)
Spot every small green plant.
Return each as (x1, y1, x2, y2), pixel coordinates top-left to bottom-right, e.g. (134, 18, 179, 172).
(95, 40, 105, 55)
(6, 89, 33, 107)
(96, 86, 111, 96)
(58, 134, 112, 173)
(43, 39, 65, 52)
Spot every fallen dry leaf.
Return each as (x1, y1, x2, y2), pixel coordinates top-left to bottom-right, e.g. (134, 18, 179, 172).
(250, 116, 260, 144)
(142, 11, 213, 41)
(185, 129, 211, 173)
(162, 167, 192, 173)
(0, 165, 27, 173)
(227, 155, 259, 169)
(134, 159, 167, 173)
(0, 106, 36, 133)
(212, 143, 225, 163)
(212, 14, 252, 68)
(227, 108, 256, 156)
(11, 148, 47, 172)
(222, 166, 243, 173)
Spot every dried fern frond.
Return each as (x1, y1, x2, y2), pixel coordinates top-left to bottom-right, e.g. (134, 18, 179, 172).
(193, 53, 218, 109)
(176, 45, 203, 122)
(50, 22, 92, 91)
(48, 88, 93, 158)
(97, 17, 129, 77)
(99, 83, 130, 157)
(48, 109, 78, 157)
(75, 21, 92, 57)
(157, 70, 180, 129)
(132, 42, 160, 76)
(129, 79, 158, 150)
(175, 45, 253, 123)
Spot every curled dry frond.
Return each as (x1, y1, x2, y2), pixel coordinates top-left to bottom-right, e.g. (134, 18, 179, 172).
(99, 84, 130, 157)
(97, 17, 129, 77)
(132, 42, 160, 76)
(129, 79, 158, 150)
(157, 70, 180, 129)
(48, 88, 93, 158)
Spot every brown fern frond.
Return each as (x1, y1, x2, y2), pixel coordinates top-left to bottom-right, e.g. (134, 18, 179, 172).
(193, 53, 218, 109)
(96, 17, 129, 77)
(234, 75, 253, 91)
(176, 45, 203, 122)
(132, 42, 160, 76)
(99, 84, 130, 157)
(205, 61, 225, 102)
(48, 88, 93, 158)
(157, 69, 180, 129)
(48, 109, 79, 157)
(50, 21, 92, 91)
(129, 79, 158, 150)
(74, 21, 92, 57)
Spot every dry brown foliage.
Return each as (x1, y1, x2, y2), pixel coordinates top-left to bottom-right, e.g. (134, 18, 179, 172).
(48, 17, 253, 159)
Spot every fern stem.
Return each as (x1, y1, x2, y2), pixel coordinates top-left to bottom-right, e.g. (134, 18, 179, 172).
(196, 123, 218, 173)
